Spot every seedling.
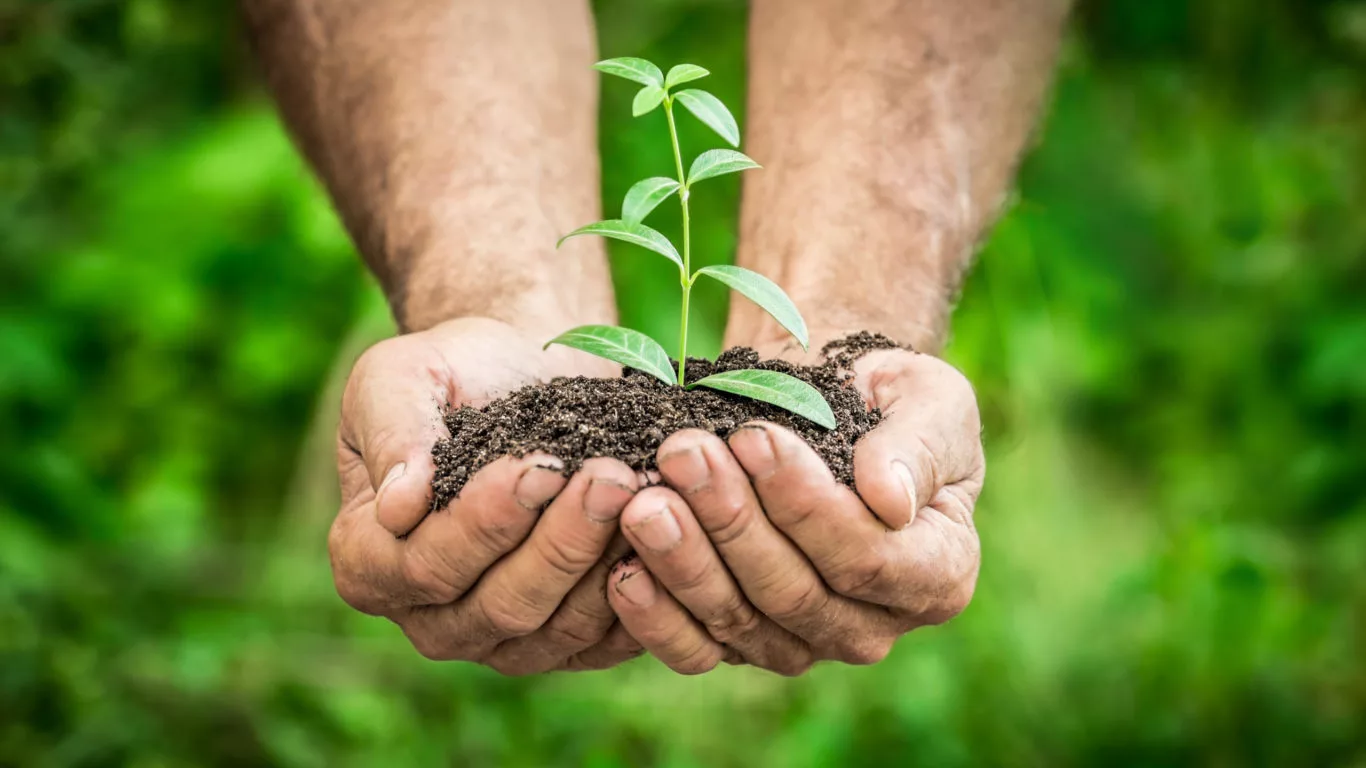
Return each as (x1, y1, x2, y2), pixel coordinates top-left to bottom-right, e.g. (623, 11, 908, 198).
(547, 58, 836, 429)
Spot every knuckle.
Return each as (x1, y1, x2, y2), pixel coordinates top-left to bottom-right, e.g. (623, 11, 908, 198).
(838, 635, 896, 666)
(768, 578, 829, 625)
(827, 550, 890, 598)
(480, 596, 544, 639)
(400, 548, 458, 605)
(404, 626, 459, 662)
(671, 643, 724, 676)
(533, 530, 599, 580)
(468, 507, 529, 555)
(771, 650, 817, 678)
(701, 495, 753, 547)
(540, 607, 610, 649)
(701, 599, 763, 646)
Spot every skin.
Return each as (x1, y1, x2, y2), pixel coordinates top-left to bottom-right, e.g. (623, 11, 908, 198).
(243, 0, 1067, 674)
(606, 0, 1068, 673)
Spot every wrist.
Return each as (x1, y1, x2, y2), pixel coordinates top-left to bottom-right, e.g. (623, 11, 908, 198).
(392, 237, 618, 339)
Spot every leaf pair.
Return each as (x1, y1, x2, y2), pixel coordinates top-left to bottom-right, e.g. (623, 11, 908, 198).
(594, 58, 740, 147)
(555, 222, 808, 351)
(545, 325, 835, 429)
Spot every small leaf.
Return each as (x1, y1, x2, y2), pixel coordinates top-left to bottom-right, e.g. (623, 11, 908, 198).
(557, 220, 683, 270)
(688, 369, 836, 429)
(673, 89, 740, 146)
(665, 64, 710, 89)
(687, 149, 761, 186)
(633, 85, 666, 117)
(593, 57, 664, 87)
(622, 177, 681, 223)
(695, 265, 808, 350)
(545, 325, 676, 386)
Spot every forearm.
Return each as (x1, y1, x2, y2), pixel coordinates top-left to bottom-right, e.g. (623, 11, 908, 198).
(242, 0, 614, 335)
(730, 0, 1068, 354)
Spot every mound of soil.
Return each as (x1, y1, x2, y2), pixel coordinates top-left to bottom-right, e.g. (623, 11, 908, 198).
(430, 332, 902, 510)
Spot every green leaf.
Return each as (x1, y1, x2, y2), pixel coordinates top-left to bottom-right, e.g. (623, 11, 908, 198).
(673, 89, 740, 146)
(592, 57, 664, 87)
(695, 265, 808, 350)
(665, 64, 710, 89)
(558, 220, 683, 270)
(688, 369, 836, 429)
(687, 149, 761, 187)
(545, 325, 676, 386)
(622, 177, 681, 223)
(633, 85, 666, 117)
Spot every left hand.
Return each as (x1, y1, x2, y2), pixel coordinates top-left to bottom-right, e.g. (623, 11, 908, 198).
(605, 347, 984, 675)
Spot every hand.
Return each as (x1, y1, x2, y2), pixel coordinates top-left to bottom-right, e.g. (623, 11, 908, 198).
(605, 347, 984, 675)
(328, 317, 647, 674)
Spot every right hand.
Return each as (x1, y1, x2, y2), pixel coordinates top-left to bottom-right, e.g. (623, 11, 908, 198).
(328, 317, 646, 674)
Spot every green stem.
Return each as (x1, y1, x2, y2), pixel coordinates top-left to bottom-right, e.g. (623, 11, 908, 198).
(664, 96, 692, 386)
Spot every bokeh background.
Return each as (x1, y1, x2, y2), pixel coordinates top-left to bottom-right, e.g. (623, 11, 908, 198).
(4, 0, 1365, 765)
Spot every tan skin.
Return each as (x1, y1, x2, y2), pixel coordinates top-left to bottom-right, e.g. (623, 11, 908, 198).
(243, 0, 1067, 674)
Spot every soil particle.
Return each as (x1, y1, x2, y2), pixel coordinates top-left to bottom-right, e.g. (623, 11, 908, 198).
(430, 332, 904, 511)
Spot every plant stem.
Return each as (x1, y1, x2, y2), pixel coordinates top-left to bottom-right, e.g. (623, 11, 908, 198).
(664, 96, 692, 386)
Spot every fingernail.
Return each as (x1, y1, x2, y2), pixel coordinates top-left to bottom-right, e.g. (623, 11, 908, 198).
(728, 424, 777, 478)
(615, 569, 657, 607)
(584, 478, 635, 522)
(658, 444, 709, 493)
(892, 460, 919, 529)
(515, 461, 564, 512)
(628, 503, 682, 554)
(376, 462, 406, 513)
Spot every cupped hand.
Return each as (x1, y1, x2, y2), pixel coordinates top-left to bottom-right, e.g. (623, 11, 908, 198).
(606, 347, 984, 674)
(329, 317, 647, 674)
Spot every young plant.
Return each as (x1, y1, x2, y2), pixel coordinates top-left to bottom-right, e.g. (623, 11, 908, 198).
(547, 58, 835, 430)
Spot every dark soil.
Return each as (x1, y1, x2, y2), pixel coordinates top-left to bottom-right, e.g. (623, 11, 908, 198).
(430, 332, 903, 511)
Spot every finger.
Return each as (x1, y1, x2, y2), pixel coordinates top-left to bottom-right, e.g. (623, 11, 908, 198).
(488, 530, 635, 672)
(425, 459, 637, 657)
(658, 430, 882, 651)
(328, 495, 407, 616)
(560, 622, 645, 671)
(340, 337, 450, 536)
(728, 422, 895, 602)
(606, 558, 729, 676)
(398, 453, 567, 607)
(619, 486, 813, 675)
(851, 352, 984, 529)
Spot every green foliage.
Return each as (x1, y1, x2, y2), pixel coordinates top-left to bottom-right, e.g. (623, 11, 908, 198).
(557, 56, 820, 421)
(672, 89, 741, 147)
(544, 325, 676, 386)
(558, 219, 683, 269)
(592, 57, 664, 87)
(3, 0, 1366, 765)
(694, 265, 808, 350)
(687, 370, 836, 429)
(665, 63, 710, 89)
(621, 177, 681, 223)
(687, 148, 761, 186)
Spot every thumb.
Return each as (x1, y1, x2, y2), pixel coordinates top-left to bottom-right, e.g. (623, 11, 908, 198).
(851, 351, 983, 530)
(340, 340, 449, 537)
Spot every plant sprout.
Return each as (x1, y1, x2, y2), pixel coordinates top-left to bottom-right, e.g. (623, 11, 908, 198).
(547, 57, 835, 430)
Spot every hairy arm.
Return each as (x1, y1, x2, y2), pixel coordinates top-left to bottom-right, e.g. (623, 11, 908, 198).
(729, 0, 1069, 353)
(242, 0, 647, 674)
(241, 0, 615, 335)
(610, 0, 1068, 674)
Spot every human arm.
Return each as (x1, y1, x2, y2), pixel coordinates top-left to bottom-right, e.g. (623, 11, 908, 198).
(242, 0, 644, 672)
(606, 0, 1069, 673)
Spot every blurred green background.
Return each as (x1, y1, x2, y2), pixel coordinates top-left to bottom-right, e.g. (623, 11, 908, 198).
(3, 0, 1365, 765)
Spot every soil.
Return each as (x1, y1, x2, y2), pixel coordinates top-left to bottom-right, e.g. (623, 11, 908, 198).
(430, 332, 903, 511)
